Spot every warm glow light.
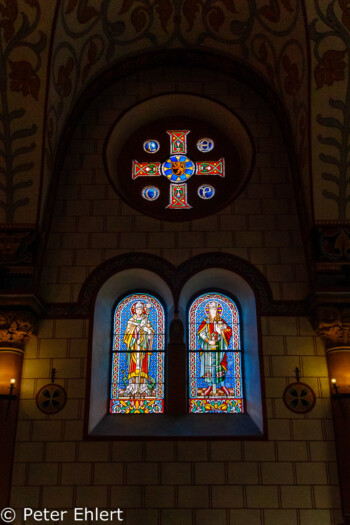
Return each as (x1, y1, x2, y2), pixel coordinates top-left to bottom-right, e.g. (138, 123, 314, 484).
(10, 378, 15, 384)
(331, 378, 337, 384)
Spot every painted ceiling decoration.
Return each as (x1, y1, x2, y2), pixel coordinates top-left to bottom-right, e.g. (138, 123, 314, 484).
(44, 0, 309, 225)
(307, 0, 350, 221)
(0, 0, 349, 228)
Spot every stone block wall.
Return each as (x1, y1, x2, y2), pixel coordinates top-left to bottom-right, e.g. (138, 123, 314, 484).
(9, 65, 339, 525)
(11, 317, 341, 525)
(41, 66, 309, 305)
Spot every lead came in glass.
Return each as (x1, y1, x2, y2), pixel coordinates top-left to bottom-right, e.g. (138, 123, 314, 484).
(142, 186, 160, 201)
(143, 140, 160, 153)
(188, 293, 244, 414)
(133, 130, 224, 209)
(110, 293, 165, 414)
(198, 185, 215, 200)
(197, 138, 214, 152)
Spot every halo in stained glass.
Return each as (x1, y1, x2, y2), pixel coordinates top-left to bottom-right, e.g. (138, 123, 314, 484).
(161, 154, 195, 183)
(143, 139, 160, 153)
(142, 186, 160, 201)
(197, 138, 214, 152)
(110, 293, 165, 414)
(198, 185, 215, 200)
(188, 292, 243, 414)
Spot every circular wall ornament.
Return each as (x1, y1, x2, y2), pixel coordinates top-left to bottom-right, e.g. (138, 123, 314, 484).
(36, 384, 67, 414)
(198, 184, 215, 199)
(143, 140, 160, 153)
(197, 138, 214, 152)
(283, 382, 316, 414)
(142, 186, 160, 201)
(106, 95, 254, 221)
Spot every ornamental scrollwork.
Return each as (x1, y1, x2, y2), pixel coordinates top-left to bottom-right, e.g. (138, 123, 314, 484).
(310, 0, 350, 219)
(0, 0, 47, 222)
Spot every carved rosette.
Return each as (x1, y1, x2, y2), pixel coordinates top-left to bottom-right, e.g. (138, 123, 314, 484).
(0, 310, 38, 351)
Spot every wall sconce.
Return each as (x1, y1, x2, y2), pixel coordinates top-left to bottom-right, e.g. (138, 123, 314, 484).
(0, 378, 18, 419)
(331, 378, 340, 397)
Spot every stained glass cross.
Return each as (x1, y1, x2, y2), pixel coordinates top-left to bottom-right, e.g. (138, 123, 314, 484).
(132, 130, 225, 209)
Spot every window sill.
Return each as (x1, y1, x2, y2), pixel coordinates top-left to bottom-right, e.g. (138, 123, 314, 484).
(87, 412, 264, 439)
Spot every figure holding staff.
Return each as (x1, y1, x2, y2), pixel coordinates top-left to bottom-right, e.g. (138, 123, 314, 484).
(123, 301, 155, 396)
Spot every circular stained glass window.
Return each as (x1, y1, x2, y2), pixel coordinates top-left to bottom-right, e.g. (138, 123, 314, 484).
(108, 115, 251, 221)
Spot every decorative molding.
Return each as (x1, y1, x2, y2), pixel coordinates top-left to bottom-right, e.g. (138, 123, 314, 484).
(45, 252, 309, 318)
(0, 309, 38, 350)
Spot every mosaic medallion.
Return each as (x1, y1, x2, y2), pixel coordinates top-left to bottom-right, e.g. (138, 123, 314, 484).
(283, 382, 316, 414)
(36, 384, 67, 414)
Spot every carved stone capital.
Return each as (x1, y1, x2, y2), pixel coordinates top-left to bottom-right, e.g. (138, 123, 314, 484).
(313, 306, 350, 350)
(0, 309, 38, 350)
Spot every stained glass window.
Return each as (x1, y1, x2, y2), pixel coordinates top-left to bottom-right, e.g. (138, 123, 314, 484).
(188, 292, 244, 414)
(110, 293, 165, 414)
(134, 129, 224, 210)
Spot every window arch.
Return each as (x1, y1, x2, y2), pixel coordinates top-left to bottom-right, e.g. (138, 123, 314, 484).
(188, 292, 243, 414)
(110, 293, 165, 414)
(88, 263, 264, 437)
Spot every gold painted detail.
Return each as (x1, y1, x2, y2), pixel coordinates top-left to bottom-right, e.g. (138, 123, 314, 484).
(314, 307, 350, 350)
(0, 310, 38, 350)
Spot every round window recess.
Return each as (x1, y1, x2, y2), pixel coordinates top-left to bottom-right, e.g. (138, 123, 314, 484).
(105, 95, 254, 221)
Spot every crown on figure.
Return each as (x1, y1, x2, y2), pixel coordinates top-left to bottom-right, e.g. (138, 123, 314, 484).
(205, 300, 223, 316)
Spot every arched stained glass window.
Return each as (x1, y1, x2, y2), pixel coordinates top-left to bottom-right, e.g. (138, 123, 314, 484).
(188, 292, 244, 414)
(110, 293, 165, 414)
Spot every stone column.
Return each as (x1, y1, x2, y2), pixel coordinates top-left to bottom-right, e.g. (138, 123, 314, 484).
(0, 309, 38, 508)
(315, 307, 350, 525)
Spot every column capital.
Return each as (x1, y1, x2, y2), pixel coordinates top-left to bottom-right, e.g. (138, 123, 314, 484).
(313, 306, 350, 350)
(0, 308, 38, 351)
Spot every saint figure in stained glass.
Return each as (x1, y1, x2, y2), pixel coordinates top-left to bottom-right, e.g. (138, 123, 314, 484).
(189, 293, 244, 414)
(123, 301, 155, 397)
(110, 293, 165, 414)
(197, 301, 232, 396)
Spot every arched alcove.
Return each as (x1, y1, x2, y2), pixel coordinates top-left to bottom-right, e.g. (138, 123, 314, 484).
(88, 268, 173, 435)
(179, 268, 264, 434)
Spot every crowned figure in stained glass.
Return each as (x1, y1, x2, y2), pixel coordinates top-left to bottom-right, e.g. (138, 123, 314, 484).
(123, 301, 155, 396)
(110, 293, 165, 414)
(197, 301, 232, 396)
